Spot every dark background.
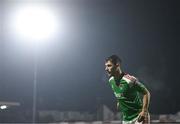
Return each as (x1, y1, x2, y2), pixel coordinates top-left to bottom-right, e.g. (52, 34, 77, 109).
(0, 0, 180, 116)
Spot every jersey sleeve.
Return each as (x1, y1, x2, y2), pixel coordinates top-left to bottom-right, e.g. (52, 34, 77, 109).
(123, 74, 147, 94)
(133, 80, 147, 94)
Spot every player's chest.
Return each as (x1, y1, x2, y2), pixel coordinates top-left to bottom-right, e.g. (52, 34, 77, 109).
(111, 81, 128, 93)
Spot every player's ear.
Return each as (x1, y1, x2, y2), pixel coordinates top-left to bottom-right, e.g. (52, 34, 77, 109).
(116, 63, 120, 68)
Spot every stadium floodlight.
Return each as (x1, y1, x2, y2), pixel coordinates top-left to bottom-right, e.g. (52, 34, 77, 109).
(8, 4, 59, 123)
(10, 4, 59, 42)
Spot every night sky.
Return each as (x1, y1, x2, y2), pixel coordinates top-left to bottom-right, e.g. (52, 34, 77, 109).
(0, 0, 180, 115)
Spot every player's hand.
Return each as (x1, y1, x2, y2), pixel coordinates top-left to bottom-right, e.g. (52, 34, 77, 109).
(138, 111, 146, 122)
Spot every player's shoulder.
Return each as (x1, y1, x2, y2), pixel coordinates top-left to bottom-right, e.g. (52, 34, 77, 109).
(122, 73, 137, 84)
(108, 76, 115, 82)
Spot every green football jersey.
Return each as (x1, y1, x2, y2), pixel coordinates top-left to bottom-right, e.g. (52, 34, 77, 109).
(108, 73, 147, 121)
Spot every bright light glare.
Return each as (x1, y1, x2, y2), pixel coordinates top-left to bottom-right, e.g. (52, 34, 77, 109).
(0, 105, 8, 110)
(11, 5, 58, 41)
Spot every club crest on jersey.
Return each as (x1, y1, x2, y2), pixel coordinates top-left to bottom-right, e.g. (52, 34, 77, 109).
(124, 74, 136, 82)
(122, 74, 137, 87)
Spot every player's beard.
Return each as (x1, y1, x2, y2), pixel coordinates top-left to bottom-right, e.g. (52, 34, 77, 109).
(107, 67, 119, 78)
(106, 70, 115, 77)
(106, 65, 117, 77)
(106, 71, 111, 77)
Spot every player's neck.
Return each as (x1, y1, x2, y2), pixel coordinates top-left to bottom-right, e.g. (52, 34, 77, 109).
(114, 70, 124, 83)
(114, 70, 123, 81)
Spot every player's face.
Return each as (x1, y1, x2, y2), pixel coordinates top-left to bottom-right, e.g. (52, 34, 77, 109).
(105, 60, 117, 77)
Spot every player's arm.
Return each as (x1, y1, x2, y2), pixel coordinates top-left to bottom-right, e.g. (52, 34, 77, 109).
(139, 85, 150, 123)
(127, 75, 150, 111)
(142, 87, 150, 113)
(135, 81, 150, 112)
(134, 80, 150, 122)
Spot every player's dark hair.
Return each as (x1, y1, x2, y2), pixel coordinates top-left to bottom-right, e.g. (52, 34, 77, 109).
(105, 55, 122, 65)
